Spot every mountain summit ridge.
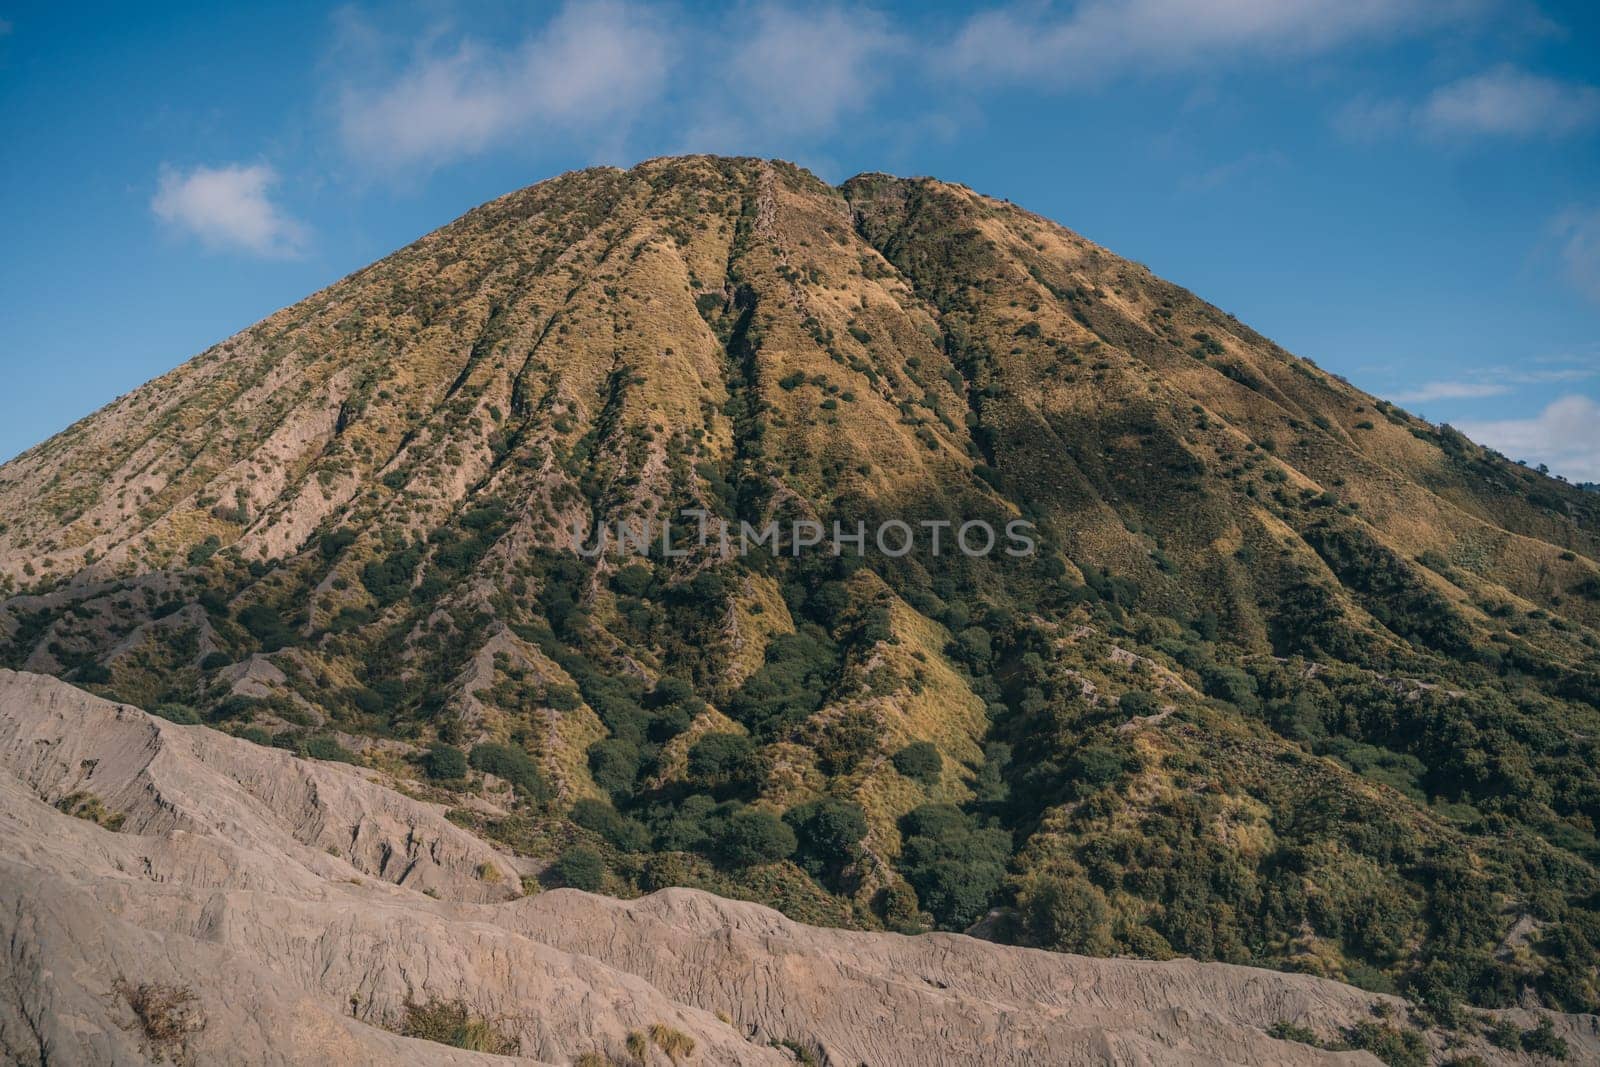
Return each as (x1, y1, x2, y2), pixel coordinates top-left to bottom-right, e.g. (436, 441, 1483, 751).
(1, 156, 1594, 593)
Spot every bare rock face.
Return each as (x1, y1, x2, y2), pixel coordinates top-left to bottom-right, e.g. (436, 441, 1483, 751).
(2, 669, 1595, 1066)
(0, 667, 522, 905)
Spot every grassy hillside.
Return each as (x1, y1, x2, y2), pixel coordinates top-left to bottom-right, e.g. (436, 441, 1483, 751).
(3, 156, 1599, 1027)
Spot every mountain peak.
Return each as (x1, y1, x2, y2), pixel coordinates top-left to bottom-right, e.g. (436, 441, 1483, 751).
(3, 163, 1599, 1022)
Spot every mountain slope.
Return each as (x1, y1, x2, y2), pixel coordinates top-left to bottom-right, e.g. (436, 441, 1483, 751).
(2, 157, 1599, 1025)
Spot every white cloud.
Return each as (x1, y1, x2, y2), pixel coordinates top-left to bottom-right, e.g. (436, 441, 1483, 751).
(679, 4, 903, 154)
(1338, 67, 1600, 142)
(1393, 380, 1510, 403)
(337, 1, 672, 170)
(727, 6, 900, 136)
(150, 163, 307, 257)
(950, 0, 1479, 85)
(1180, 149, 1287, 192)
(1456, 395, 1600, 481)
(1551, 208, 1600, 304)
(1419, 66, 1600, 138)
(1332, 95, 1411, 140)
(1522, 367, 1599, 383)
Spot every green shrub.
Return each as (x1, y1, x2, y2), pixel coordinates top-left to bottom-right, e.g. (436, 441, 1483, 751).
(891, 741, 943, 786)
(423, 743, 468, 780)
(570, 798, 650, 852)
(1118, 690, 1157, 717)
(712, 808, 796, 867)
(350, 687, 385, 714)
(650, 794, 717, 852)
(360, 543, 423, 607)
(186, 536, 221, 566)
(329, 606, 373, 634)
(687, 733, 760, 793)
(76, 661, 112, 685)
(544, 684, 582, 711)
(728, 628, 837, 739)
(1521, 1018, 1569, 1060)
(1066, 744, 1132, 796)
(319, 528, 357, 560)
(648, 675, 696, 708)
(785, 798, 868, 879)
(236, 603, 295, 652)
(550, 846, 606, 890)
(1267, 1021, 1322, 1046)
(1344, 1023, 1426, 1067)
(611, 563, 654, 597)
(648, 705, 693, 742)
(1025, 877, 1112, 954)
(813, 707, 879, 774)
(954, 626, 992, 666)
(1202, 665, 1259, 712)
(896, 804, 1010, 929)
(302, 735, 357, 764)
(151, 703, 200, 725)
(468, 742, 548, 799)
(587, 738, 642, 798)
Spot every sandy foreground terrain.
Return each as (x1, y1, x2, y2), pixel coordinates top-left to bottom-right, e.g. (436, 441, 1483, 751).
(1, 667, 1594, 1065)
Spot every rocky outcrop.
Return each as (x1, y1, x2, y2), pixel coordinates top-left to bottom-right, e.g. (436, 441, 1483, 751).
(0, 667, 521, 904)
(1, 669, 1594, 1065)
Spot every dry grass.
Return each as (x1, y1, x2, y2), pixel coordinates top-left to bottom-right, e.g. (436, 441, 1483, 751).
(397, 998, 520, 1055)
(56, 790, 125, 831)
(649, 1022, 696, 1063)
(724, 573, 795, 688)
(114, 978, 205, 1064)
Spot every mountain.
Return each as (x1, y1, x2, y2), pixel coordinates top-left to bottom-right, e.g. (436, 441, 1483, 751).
(3, 156, 1600, 1040)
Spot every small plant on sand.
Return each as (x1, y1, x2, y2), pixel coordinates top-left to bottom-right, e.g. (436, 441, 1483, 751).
(398, 998, 520, 1055)
(114, 978, 205, 1064)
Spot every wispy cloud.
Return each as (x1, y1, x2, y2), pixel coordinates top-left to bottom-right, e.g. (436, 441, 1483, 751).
(1419, 67, 1600, 138)
(1390, 360, 1598, 405)
(949, 0, 1479, 86)
(1339, 67, 1600, 141)
(150, 163, 308, 257)
(1551, 208, 1600, 304)
(1333, 95, 1413, 140)
(1393, 380, 1510, 403)
(673, 4, 904, 162)
(1179, 150, 1288, 192)
(1510, 363, 1600, 384)
(1456, 394, 1600, 481)
(717, 5, 902, 140)
(336, 0, 673, 171)
(331, 2, 911, 176)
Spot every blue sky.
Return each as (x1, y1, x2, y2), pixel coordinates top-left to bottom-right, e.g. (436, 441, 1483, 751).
(1, 1, 1597, 478)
